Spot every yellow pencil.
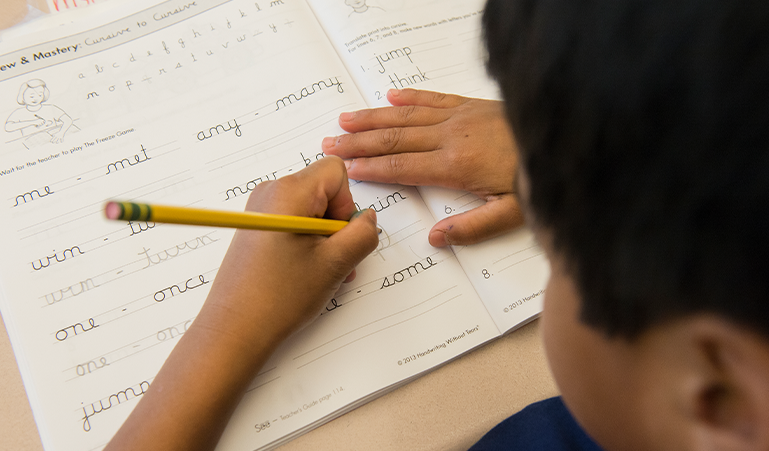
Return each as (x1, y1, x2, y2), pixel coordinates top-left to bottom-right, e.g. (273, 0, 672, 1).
(105, 201, 351, 235)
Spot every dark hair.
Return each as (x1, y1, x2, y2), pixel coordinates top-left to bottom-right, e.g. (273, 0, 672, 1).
(483, 0, 769, 338)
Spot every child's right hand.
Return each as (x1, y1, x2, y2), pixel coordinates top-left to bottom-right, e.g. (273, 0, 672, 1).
(106, 157, 378, 451)
(195, 156, 379, 366)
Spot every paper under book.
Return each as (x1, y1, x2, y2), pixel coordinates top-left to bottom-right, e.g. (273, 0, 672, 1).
(0, 0, 548, 449)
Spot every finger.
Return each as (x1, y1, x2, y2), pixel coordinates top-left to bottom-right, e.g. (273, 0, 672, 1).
(323, 125, 443, 158)
(247, 157, 355, 220)
(295, 156, 357, 220)
(343, 269, 357, 283)
(387, 89, 470, 109)
(428, 194, 524, 247)
(343, 152, 459, 188)
(324, 208, 379, 274)
(337, 103, 452, 133)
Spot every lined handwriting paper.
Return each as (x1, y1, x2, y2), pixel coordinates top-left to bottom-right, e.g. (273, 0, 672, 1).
(307, 0, 549, 332)
(0, 1, 507, 450)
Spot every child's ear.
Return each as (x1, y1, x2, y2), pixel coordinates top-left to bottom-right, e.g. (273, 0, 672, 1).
(682, 316, 769, 450)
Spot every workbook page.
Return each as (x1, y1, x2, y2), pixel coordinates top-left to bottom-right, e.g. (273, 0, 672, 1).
(0, 1, 501, 450)
(307, 0, 498, 104)
(307, 0, 549, 332)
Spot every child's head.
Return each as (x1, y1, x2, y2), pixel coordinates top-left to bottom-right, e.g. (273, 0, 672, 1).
(17, 79, 49, 106)
(483, 1, 769, 449)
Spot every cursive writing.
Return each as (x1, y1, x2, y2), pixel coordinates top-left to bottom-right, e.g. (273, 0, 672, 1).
(31, 245, 84, 271)
(381, 257, 436, 289)
(55, 318, 98, 341)
(81, 380, 150, 432)
(197, 118, 242, 141)
(153, 275, 209, 302)
(139, 233, 218, 268)
(14, 185, 53, 207)
(275, 77, 344, 110)
(105, 145, 150, 174)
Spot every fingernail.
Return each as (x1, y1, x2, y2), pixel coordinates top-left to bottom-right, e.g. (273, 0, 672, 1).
(344, 159, 353, 171)
(388, 89, 400, 97)
(339, 111, 355, 122)
(350, 209, 366, 221)
(350, 208, 377, 225)
(429, 230, 450, 247)
(322, 136, 335, 149)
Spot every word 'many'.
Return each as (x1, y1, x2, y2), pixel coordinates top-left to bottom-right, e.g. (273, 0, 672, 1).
(275, 77, 344, 110)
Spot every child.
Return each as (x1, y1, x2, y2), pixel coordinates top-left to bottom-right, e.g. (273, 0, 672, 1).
(108, 0, 769, 450)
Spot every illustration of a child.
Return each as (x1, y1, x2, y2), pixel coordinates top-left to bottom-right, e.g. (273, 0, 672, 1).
(5, 79, 73, 146)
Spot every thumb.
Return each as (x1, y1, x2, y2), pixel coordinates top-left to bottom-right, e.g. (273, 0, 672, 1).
(323, 208, 379, 275)
(428, 194, 524, 247)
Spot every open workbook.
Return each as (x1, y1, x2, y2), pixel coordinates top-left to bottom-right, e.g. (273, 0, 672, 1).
(0, 0, 549, 449)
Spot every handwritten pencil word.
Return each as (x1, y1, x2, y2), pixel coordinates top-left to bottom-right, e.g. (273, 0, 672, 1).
(381, 256, 436, 289)
(129, 221, 155, 236)
(197, 119, 242, 141)
(154, 275, 209, 302)
(139, 233, 218, 268)
(44, 279, 98, 306)
(76, 357, 109, 377)
(388, 67, 429, 89)
(106, 145, 150, 174)
(224, 172, 277, 200)
(375, 46, 413, 74)
(13, 185, 53, 207)
(275, 77, 344, 111)
(31, 245, 84, 271)
(326, 298, 340, 312)
(374, 226, 392, 258)
(354, 190, 406, 213)
(55, 318, 98, 341)
(81, 380, 150, 432)
(156, 319, 193, 342)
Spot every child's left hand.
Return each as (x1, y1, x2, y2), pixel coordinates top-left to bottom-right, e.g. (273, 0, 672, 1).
(323, 89, 523, 247)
